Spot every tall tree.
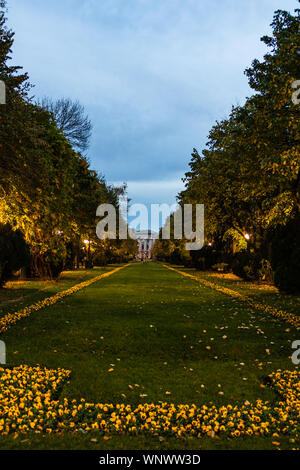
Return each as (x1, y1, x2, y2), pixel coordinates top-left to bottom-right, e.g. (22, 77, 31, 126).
(40, 97, 92, 152)
(245, 8, 300, 211)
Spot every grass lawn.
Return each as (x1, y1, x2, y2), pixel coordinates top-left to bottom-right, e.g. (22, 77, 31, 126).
(0, 262, 299, 450)
(176, 267, 300, 318)
(0, 266, 115, 310)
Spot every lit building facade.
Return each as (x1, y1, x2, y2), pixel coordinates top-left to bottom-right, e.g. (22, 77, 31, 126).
(131, 230, 158, 260)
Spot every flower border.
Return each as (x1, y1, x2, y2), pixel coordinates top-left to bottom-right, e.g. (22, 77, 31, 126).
(0, 365, 299, 440)
(0, 265, 129, 335)
(163, 265, 300, 329)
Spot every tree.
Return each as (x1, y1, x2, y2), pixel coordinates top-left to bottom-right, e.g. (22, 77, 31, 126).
(0, 223, 30, 287)
(245, 8, 300, 211)
(176, 7, 300, 287)
(0, 1, 132, 280)
(39, 97, 92, 152)
(0, 0, 37, 196)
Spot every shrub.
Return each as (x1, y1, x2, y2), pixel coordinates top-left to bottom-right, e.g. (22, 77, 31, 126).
(258, 259, 273, 282)
(270, 214, 300, 294)
(91, 250, 107, 266)
(29, 239, 66, 279)
(169, 247, 191, 266)
(231, 250, 261, 281)
(211, 262, 230, 273)
(0, 223, 31, 287)
(190, 245, 219, 270)
(85, 259, 94, 269)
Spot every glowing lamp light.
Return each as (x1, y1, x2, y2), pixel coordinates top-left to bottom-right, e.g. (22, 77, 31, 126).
(244, 233, 250, 240)
(83, 240, 90, 245)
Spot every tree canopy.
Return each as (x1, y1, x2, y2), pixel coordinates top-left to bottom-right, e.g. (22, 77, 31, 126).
(154, 7, 300, 292)
(0, 2, 136, 280)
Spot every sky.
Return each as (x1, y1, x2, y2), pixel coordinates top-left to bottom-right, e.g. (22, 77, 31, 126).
(7, 0, 299, 229)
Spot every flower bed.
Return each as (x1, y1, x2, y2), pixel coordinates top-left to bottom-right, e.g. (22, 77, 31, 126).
(0, 265, 128, 335)
(0, 365, 299, 439)
(164, 265, 300, 329)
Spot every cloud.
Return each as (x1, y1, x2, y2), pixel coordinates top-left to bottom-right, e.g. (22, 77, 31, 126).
(118, 178, 185, 205)
(8, 0, 299, 211)
(114, 178, 185, 230)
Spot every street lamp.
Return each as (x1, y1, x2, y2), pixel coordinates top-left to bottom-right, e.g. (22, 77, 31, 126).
(83, 240, 92, 268)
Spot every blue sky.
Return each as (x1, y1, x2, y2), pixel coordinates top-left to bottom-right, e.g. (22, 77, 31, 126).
(7, 0, 299, 228)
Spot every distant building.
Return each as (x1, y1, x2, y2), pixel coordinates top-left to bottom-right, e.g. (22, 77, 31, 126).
(130, 230, 158, 260)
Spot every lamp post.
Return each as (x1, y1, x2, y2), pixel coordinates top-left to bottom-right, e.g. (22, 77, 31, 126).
(83, 239, 92, 268)
(244, 233, 252, 252)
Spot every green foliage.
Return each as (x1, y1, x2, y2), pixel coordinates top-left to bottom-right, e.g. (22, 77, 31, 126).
(245, 9, 300, 196)
(258, 259, 273, 282)
(0, 6, 129, 278)
(176, 7, 300, 283)
(0, 223, 30, 286)
(92, 250, 108, 267)
(92, 239, 137, 266)
(168, 246, 191, 266)
(190, 245, 219, 271)
(231, 250, 261, 281)
(223, 229, 247, 251)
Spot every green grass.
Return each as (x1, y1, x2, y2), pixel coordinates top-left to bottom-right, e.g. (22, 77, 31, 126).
(0, 266, 115, 313)
(174, 267, 300, 317)
(0, 262, 299, 450)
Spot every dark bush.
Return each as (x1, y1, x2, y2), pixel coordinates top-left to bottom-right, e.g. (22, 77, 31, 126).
(270, 214, 300, 294)
(211, 262, 230, 273)
(169, 248, 188, 265)
(85, 259, 94, 269)
(231, 250, 261, 281)
(29, 253, 65, 279)
(0, 223, 31, 287)
(190, 245, 219, 270)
